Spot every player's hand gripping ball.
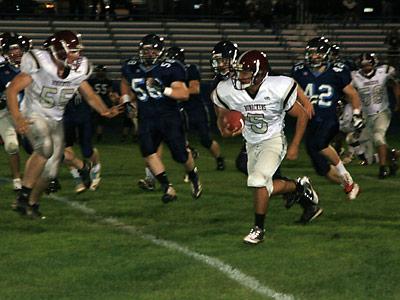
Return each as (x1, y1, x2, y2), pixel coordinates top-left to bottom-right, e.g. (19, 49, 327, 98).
(224, 110, 244, 131)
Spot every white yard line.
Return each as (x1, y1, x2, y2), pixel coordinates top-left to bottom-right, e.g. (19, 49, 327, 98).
(48, 193, 294, 300)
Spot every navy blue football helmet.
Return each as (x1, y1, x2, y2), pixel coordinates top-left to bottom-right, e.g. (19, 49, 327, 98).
(165, 46, 185, 64)
(305, 37, 331, 68)
(139, 34, 165, 66)
(0, 32, 32, 67)
(210, 40, 239, 76)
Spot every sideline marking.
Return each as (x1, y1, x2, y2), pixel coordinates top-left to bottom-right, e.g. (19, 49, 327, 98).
(48, 193, 294, 300)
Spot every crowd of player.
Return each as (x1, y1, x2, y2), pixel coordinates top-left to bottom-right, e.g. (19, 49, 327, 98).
(0, 29, 398, 245)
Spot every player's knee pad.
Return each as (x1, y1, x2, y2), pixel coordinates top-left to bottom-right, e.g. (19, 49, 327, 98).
(36, 139, 54, 159)
(373, 131, 386, 147)
(248, 172, 273, 195)
(4, 140, 19, 155)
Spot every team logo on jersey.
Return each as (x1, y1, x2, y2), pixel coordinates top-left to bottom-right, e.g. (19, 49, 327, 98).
(5, 70, 10, 75)
(264, 96, 270, 101)
(303, 72, 308, 76)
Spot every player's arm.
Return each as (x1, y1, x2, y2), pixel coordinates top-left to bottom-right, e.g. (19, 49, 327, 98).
(188, 79, 200, 95)
(393, 80, 400, 113)
(286, 101, 308, 160)
(120, 76, 137, 117)
(79, 80, 121, 118)
(214, 104, 238, 137)
(296, 84, 314, 119)
(343, 83, 364, 130)
(166, 80, 189, 101)
(6, 72, 33, 134)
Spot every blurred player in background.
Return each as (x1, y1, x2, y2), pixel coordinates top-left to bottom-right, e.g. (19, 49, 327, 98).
(0, 32, 32, 192)
(351, 53, 399, 178)
(120, 33, 202, 203)
(166, 46, 225, 171)
(7, 30, 120, 218)
(292, 37, 363, 201)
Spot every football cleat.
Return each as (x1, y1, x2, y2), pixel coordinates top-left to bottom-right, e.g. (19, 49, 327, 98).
(78, 162, 92, 189)
(74, 177, 87, 194)
(216, 157, 225, 171)
(183, 174, 190, 183)
(14, 192, 28, 215)
(298, 205, 323, 224)
(161, 184, 177, 203)
(189, 168, 202, 199)
(138, 177, 155, 191)
(90, 168, 101, 191)
(26, 203, 45, 219)
(389, 149, 398, 176)
(378, 166, 389, 179)
(46, 178, 61, 194)
(243, 226, 265, 244)
(345, 182, 360, 200)
(284, 176, 318, 209)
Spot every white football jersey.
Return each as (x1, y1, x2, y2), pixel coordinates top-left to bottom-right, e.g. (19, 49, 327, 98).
(20, 49, 92, 121)
(351, 65, 395, 116)
(212, 76, 297, 144)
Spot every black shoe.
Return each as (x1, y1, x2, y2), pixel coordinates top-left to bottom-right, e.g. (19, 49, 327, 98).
(79, 162, 92, 188)
(216, 157, 225, 171)
(298, 205, 323, 224)
(138, 177, 155, 191)
(161, 184, 177, 203)
(27, 203, 45, 219)
(389, 149, 398, 176)
(189, 168, 202, 199)
(378, 166, 389, 179)
(14, 192, 28, 215)
(46, 178, 61, 194)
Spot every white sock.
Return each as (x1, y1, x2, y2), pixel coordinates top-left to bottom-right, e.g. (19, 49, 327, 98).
(145, 167, 155, 180)
(70, 168, 80, 179)
(13, 178, 22, 190)
(92, 163, 101, 173)
(335, 161, 348, 176)
(336, 161, 354, 185)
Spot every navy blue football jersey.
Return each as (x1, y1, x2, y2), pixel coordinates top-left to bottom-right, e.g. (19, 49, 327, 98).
(88, 77, 114, 107)
(182, 63, 202, 111)
(291, 62, 351, 121)
(64, 92, 92, 120)
(121, 58, 186, 119)
(0, 60, 21, 109)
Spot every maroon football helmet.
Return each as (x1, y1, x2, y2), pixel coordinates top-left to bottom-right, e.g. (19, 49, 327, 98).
(232, 50, 269, 90)
(43, 30, 84, 70)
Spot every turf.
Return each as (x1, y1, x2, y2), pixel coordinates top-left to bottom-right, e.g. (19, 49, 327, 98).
(0, 134, 399, 300)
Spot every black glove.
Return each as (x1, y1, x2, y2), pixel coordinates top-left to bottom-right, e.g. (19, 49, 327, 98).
(352, 111, 364, 131)
(146, 78, 165, 98)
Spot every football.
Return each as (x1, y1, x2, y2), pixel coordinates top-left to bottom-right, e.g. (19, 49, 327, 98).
(224, 110, 244, 131)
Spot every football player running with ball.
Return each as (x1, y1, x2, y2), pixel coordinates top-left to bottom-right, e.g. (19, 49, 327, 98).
(213, 50, 322, 245)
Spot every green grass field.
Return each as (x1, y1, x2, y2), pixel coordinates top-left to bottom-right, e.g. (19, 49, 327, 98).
(0, 134, 399, 300)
